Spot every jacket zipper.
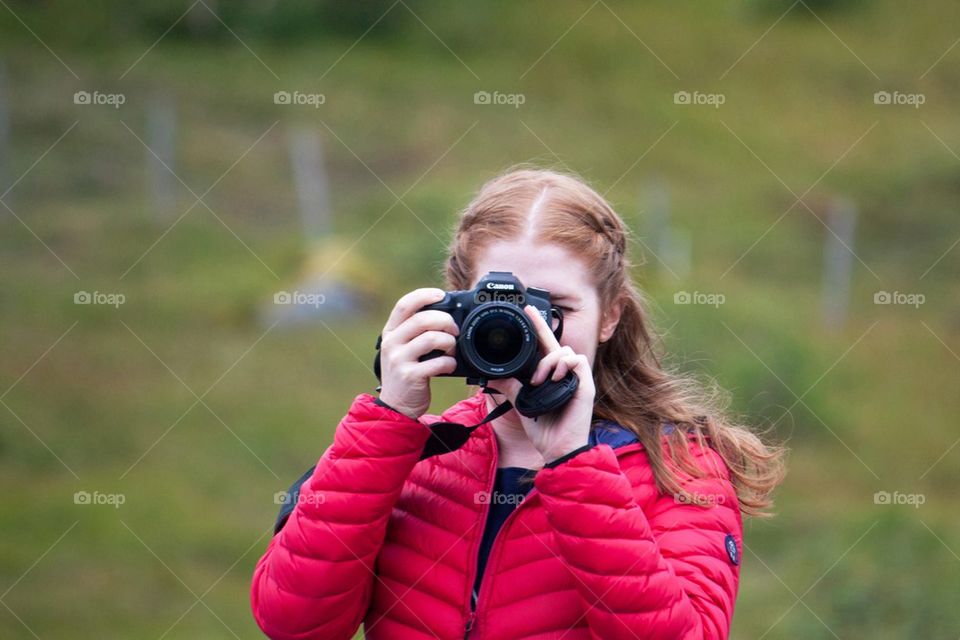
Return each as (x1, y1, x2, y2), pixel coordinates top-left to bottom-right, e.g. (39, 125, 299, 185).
(468, 485, 538, 638)
(463, 428, 497, 639)
(461, 424, 647, 638)
(463, 611, 475, 639)
(463, 423, 539, 639)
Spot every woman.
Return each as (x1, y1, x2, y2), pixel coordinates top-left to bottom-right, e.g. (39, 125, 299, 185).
(251, 168, 786, 639)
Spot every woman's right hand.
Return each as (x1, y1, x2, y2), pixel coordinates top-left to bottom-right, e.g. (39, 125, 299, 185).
(376, 288, 460, 420)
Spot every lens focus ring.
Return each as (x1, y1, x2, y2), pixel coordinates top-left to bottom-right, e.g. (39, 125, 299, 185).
(460, 304, 536, 377)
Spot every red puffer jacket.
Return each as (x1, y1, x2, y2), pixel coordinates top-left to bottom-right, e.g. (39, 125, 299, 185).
(251, 388, 743, 639)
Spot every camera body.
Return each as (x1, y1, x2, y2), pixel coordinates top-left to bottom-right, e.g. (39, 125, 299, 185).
(416, 271, 562, 384)
(372, 271, 578, 417)
(420, 271, 563, 384)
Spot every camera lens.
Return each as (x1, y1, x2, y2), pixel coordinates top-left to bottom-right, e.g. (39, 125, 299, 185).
(461, 304, 537, 377)
(474, 315, 523, 365)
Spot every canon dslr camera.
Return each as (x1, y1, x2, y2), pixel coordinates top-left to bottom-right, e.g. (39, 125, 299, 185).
(374, 271, 578, 417)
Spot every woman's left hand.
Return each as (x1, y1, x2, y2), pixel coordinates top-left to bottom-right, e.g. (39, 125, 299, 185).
(486, 304, 596, 464)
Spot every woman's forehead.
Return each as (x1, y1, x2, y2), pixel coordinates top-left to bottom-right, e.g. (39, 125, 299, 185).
(470, 239, 591, 296)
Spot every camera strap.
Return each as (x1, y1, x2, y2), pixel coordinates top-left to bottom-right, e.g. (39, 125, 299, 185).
(373, 330, 578, 460)
(417, 370, 579, 460)
(419, 388, 513, 460)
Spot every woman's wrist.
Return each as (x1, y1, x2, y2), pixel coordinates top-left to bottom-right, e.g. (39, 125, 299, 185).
(542, 439, 593, 467)
(373, 395, 401, 413)
(373, 393, 421, 421)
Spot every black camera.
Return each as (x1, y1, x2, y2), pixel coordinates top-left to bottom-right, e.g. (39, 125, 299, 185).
(418, 271, 562, 383)
(373, 271, 579, 417)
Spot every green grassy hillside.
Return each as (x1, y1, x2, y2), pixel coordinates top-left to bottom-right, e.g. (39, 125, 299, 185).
(1, 2, 958, 637)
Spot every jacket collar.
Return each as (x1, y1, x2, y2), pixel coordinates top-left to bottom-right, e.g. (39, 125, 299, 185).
(439, 388, 679, 457)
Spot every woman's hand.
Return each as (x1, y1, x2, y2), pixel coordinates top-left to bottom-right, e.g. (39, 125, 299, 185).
(377, 288, 460, 420)
(486, 305, 596, 464)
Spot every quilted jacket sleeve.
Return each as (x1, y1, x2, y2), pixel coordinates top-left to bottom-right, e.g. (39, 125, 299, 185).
(534, 441, 743, 639)
(250, 392, 431, 640)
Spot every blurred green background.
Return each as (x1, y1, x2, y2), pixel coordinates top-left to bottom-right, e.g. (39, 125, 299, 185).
(1, 1, 958, 638)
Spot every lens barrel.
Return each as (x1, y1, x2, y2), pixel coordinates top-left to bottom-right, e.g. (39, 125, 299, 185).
(460, 303, 536, 377)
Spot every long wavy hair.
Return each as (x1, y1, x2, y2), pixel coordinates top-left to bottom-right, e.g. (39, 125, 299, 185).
(444, 167, 786, 517)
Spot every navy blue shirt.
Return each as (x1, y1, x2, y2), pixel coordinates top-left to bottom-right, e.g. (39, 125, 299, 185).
(472, 466, 537, 605)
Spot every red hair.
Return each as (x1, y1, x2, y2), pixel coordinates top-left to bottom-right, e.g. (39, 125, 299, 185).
(445, 167, 786, 516)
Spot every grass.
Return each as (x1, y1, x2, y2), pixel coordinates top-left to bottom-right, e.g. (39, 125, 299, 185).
(1, 1, 959, 637)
